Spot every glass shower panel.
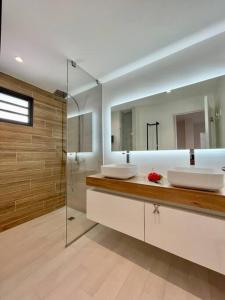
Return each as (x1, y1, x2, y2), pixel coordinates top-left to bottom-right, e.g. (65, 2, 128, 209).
(66, 60, 102, 246)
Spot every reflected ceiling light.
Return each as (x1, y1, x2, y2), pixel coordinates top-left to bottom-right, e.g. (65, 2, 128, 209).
(14, 56, 23, 63)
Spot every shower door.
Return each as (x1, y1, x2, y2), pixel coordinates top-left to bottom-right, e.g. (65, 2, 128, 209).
(66, 60, 102, 246)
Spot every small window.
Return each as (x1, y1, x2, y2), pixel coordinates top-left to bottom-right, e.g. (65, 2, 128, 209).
(0, 87, 33, 126)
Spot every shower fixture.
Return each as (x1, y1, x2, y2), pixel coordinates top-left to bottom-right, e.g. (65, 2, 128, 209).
(54, 89, 67, 99)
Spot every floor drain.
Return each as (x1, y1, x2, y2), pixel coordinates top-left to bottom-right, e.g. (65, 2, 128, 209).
(68, 216, 75, 221)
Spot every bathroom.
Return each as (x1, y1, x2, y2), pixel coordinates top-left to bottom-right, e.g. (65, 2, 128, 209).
(0, 1, 225, 299)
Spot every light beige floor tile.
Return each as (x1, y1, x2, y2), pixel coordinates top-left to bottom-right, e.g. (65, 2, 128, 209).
(0, 207, 224, 300)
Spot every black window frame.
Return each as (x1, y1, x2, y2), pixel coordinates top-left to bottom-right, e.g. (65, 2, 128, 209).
(0, 86, 33, 126)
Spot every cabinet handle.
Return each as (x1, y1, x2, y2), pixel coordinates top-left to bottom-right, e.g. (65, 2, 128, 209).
(153, 204, 160, 214)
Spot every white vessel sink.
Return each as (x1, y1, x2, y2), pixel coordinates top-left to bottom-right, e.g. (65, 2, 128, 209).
(167, 167, 224, 191)
(101, 164, 137, 179)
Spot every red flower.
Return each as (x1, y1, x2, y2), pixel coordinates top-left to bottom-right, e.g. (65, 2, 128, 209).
(148, 172, 162, 182)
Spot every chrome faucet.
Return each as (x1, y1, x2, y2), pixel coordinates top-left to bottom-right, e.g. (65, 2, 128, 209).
(122, 150, 130, 164)
(190, 149, 195, 166)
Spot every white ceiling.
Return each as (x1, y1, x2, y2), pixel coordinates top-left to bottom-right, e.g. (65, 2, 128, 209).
(1, 0, 225, 93)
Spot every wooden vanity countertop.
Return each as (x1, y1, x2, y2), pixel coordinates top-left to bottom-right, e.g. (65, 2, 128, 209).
(86, 174, 225, 214)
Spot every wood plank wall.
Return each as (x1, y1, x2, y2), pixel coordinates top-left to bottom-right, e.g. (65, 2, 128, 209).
(0, 72, 66, 231)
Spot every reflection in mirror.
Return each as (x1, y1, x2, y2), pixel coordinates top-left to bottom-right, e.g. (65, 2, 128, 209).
(175, 111, 205, 149)
(111, 75, 225, 151)
(68, 112, 92, 152)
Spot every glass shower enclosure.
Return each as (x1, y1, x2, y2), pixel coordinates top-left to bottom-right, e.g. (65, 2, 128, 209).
(66, 60, 102, 246)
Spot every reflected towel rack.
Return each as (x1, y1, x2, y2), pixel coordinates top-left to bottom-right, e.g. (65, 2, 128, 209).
(147, 122, 159, 150)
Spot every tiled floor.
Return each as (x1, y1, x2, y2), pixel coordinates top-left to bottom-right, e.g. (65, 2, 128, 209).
(0, 207, 224, 299)
(66, 207, 96, 244)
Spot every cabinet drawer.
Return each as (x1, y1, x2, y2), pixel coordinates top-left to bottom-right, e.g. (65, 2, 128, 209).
(145, 202, 225, 274)
(87, 190, 144, 241)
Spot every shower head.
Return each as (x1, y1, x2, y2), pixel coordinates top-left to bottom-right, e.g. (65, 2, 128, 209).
(71, 61, 77, 68)
(54, 89, 67, 99)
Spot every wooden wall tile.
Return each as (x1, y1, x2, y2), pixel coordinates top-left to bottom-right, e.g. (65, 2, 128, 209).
(0, 153, 17, 163)
(17, 152, 58, 161)
(0, 181, 31, 196)
(0, 72, 66, 231)
(0, 161, 45, 172)
(0, 130, 32, 143)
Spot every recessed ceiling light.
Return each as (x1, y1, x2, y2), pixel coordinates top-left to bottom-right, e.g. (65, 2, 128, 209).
(166, 90, 171, 93)
(15, 56, 23, 63)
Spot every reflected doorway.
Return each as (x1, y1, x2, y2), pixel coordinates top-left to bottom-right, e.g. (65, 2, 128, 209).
(175, 110, 205, 149)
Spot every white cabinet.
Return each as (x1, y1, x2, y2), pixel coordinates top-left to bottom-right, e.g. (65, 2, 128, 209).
(87, 190, 144, 241)
(145, 202, 225, 275)
(87, 189, 225, 275)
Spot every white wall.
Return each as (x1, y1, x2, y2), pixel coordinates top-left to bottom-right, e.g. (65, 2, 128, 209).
(102, 31, 225, 175)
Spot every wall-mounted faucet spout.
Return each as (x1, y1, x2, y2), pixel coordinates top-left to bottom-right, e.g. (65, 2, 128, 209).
(122, 150, 130, 164)
(190, 149, 195, 166)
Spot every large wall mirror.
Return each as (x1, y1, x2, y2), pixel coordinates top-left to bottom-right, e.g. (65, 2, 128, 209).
(111, 75, 225, 151)
(68, 112, 92, 152)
